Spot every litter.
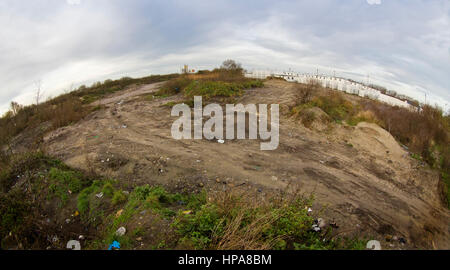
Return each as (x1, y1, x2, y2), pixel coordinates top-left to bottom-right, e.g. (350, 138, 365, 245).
(217, 139, 225, 144)
(115, 227, 126, 236)
(122, 124, 127, 129)
(316, 218, 326, 228)
(366, 240, 381, 250)
(115, 209, 124, 218)
(312, 224, 321, 232)
(95, 192, 104, 199)
(67, 240, 81, 250)
(108, 241, 121, 250)
(182, 210, 193, 215)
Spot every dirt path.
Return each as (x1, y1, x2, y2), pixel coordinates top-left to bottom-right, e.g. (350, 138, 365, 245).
(43, 80, 450, 249)
(91, 82, 165, 106)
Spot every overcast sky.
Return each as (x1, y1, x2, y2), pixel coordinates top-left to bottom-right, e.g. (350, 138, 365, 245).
(0, 0, 449, 114)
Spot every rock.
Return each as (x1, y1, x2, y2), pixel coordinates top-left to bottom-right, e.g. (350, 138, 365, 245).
(216, 178, 221, 183)
(136, 237, 143, 241)
(115, 227, 126, 236)
(198, 182, 204, 187)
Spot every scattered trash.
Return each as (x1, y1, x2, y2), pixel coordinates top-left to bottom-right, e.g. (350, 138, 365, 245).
(67, 240, 81, 250)
(217, 139, 225, 144)
(115, 227, 126, 237)
(52, 236, 59, 243)
(366, 240, 382, 250)
(117, 100, 124, 105)
(182, 210, 193, 215)
(115, 209, 124, 218)
(319, 160, 325, 164)
(312, 224, 321, 232)
(74, 211, 79, 217)
(316, 218, 326, 229)
(330, 220, 339, 229)
(198, 182, 204, 187)
(78, 235, 85, 240)
(95, 192, 104, 199)
(65, 219, 71, 224)
(108, 241, 121, 250)
(271, 176, 278, 181)
(68, 190, 72, 194)
(122, 124, 127, 129)
(307, 208, 313, 213)
(122, 191, 130, 195)
(136, 237, 143, 241)
(393, 236, 398, 241)
(385, 235, 393, 242)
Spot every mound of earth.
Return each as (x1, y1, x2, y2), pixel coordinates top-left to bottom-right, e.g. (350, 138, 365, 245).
(42, 80, 449, 249)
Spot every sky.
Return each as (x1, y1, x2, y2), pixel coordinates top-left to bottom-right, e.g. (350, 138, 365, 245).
(0, 0, 449, 114)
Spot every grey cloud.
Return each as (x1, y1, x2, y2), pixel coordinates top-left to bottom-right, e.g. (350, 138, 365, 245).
(0, 0, 449, 113)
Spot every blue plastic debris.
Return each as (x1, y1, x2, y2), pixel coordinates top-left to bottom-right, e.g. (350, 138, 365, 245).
(108, 241, 121, 250)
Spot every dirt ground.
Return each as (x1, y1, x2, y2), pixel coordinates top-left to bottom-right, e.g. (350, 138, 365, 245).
(43, 80, 450, 249)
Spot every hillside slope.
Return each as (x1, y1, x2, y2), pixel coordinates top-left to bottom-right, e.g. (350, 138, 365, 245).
(42, 79, 449, 249)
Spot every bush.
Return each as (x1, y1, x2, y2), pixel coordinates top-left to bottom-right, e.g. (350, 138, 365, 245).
(112, 191, 127, 205)
(156, 77, 193, 96)
(102, 183, 115, 197)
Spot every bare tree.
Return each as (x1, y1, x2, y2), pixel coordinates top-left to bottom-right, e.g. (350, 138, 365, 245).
(10, 101, 22, 116)
(221, 59, 243, 72)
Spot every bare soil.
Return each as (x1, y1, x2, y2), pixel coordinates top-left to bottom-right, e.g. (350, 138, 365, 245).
(43, 80, 450, 249)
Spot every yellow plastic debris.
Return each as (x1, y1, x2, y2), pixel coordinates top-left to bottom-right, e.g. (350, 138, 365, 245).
(182, 210, 193, 215)
(116, 209, 124, 218)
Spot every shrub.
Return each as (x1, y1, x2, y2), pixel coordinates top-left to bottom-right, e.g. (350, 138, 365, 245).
(102, 183, 115, 197)
(156, 77, 193, 96)
(112, 191, 127, 205)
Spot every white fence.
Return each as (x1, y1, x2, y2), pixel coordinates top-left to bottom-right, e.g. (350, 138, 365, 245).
(245, 71, 414, 109)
